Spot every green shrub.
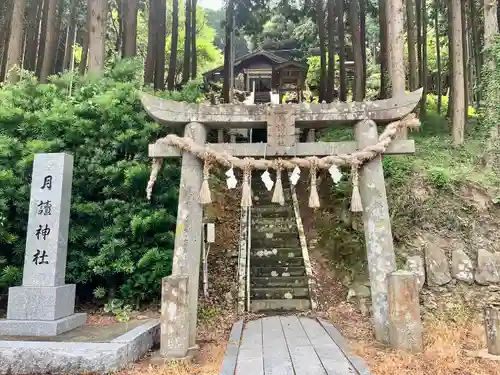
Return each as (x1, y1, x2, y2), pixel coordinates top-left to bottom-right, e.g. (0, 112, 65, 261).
(427, 167, 452, 189)
(0, 60, 199, 305)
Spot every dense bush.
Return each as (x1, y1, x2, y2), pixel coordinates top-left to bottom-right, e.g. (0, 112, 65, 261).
(0, 60, 204, 306)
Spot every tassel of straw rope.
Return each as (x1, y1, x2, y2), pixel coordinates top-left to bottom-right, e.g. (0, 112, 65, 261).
(272, 159, 285, 205)
(241, 159, 253, 207)
(199, 152, 213, 205)
(308, 157, 320, 208)
(146, 158, 163, 200)
(350, 161, 363, 212)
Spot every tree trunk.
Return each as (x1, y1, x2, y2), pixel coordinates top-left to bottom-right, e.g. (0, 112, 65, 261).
(337, 0, 347, 101)
(144, 0, 156, 85)
(87, 0, 107, 73)
(191, 0, 197, 79)
(53, 0, 65, 74)
(36, 0, 49, 78)
(123, 0, 139, 57)
(24, 0, 41, 72)
(447, 2, 454, 118)
(469, 0, 481, 107)
(40, 0, 57, 83)
(350, 0, 363, 101)
(62, 0, 78, 70)
(406, 0, 419, 90)
(435, 0, 442, 114)
(79, 23, 89, 75)
(182, 0, 191, 83)
(0, 0, 13, 81)
(360, 0, 366, 98)
(421, 0, 428, 114)
(115, 0, 123, 55)
(451, 0, 465, 145)
(326, 0, 334, 102)
(416, 0, 422, 87)
(461, 0, 468, 119)
(6, 0, 25, 82)
(485, 0, 498, 49)
(222, 0, 233, 103)
(388, 0, 407, 138)
(379, 0, 389, 98)
(167, 0, 179, 90)
(154, 0, 166, 90)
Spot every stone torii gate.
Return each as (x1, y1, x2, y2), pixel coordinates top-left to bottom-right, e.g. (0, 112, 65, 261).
(141, 88, 423, 359)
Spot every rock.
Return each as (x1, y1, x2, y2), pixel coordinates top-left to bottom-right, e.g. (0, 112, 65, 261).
(347, 283, 371, 301)
(475, 249, 500, 285)
(451, 249, 474, 284)
(425, 244, 451, 286)
(405, 255, 426, 291)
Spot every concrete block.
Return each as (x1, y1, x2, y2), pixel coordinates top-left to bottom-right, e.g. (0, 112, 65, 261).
(0, 313, 87, 336)
(7, 284, 76, 321)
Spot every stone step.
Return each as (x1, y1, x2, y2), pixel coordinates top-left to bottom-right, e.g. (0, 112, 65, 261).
(251, 233, 300, 248)
(249, 298, 311, 312)
(250, 287, 309, 299)
(251, 239, 300, 249)
(251, 266, 306, 277)
(253, 192, 293, 204)
(252, 222, 298, 233)
(251, 217, 296, 226)
(251, 205, 294, 218)
(251, 247, 303, 258)
(251, 276, 309, 288)
(250, 256, 304, 267)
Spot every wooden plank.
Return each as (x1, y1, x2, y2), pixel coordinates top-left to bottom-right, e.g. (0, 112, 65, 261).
(280, 316, 326, 375)
(299, 317, 355, 375)
(149, 140, 415, 158)
(236, 319, 264, 375)
(219, 320, 244, 375)
(318, 319, 372, 375)
(140, 89, 423, 129)
(287, 346, 327, 375)
(262, 317, 294, 375)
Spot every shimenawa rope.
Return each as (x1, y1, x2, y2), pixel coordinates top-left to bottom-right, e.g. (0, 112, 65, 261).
(146, 114, 420, 211)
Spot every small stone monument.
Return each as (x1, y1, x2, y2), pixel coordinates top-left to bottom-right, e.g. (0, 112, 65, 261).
(0, 153, 86, 336)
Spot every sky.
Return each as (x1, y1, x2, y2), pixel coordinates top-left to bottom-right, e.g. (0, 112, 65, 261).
(198, 0, 223, 9)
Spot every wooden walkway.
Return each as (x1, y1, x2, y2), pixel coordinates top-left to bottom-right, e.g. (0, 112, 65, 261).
(219, 316, 371, 375)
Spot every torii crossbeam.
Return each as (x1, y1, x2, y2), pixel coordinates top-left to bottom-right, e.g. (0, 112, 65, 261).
(142, 89, 423, 359)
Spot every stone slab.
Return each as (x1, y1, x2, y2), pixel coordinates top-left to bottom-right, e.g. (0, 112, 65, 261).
(7, 284, 76, 321)
(0, 319, 146, 342)
(111, 319, 160, 362)
(0, 341, 128, 375)
(0, 320, 160, 374)
(0, 313, 87, 336)
(219, 320, 243, 375)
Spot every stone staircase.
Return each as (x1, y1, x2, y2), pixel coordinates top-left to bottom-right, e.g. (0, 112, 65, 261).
(249, 171, 312, 312)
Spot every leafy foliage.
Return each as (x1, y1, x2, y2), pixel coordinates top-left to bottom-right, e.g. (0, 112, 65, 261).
(0, 60, 203, 305)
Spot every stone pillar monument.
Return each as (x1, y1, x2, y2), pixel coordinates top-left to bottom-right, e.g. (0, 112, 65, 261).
(0, 153, 87, 336)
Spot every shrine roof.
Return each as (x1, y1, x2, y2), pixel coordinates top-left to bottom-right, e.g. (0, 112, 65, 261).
(203, 49, 305, 76)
